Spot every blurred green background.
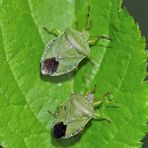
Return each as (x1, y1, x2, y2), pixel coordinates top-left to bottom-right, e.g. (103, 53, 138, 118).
(123, 1, 148, 148)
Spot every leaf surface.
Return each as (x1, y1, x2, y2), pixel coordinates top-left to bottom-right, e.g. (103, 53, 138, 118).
(0, 0, 147, 147)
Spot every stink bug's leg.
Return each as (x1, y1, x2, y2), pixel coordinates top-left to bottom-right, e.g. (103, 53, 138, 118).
(94, 92, 119, 108)
(93, 100, 103, 107)
(93, 92, 112, 107)
(93, 113, 111, 122)
(101, 91, 119, 106)
(101, 91, 112, 99)
(53, 28, 62, 35)
(90, 35, 111, 40)
(88, 35, 111, 43)
(43, 27, 62, 37)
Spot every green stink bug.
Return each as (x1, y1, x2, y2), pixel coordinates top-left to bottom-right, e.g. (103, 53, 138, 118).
(50, 93, 113, 139)
(40, 1, 111, 76)
(41, 28, 90, 76)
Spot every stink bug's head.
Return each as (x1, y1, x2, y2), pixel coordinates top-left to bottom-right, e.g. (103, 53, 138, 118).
(53, 122, 67, 138)
(41, 57, 59, 75)
(87, 93, 94, 104)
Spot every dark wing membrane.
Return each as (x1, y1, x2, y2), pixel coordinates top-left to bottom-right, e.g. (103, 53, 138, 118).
(64, 117, 91, 138)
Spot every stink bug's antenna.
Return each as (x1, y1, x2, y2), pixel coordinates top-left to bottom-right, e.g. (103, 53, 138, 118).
(48, 110, 55, 117)
(90, 84, 97, 94)
(85, 0, 92, 30)
(85, 84, 96, 96)
(43, 27, 62, 37)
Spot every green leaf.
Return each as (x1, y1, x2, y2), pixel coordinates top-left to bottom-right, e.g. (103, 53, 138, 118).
(0, 0, 147, 148)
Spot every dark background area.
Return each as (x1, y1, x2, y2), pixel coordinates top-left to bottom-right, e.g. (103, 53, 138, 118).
(123, 0, 148, 47)
(123, 0, 148, 148)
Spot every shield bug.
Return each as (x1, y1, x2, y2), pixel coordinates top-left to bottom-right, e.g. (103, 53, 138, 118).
(41, 28, 90, 76)
(40, 1, 111, 76)
(50, 93, 113, 139)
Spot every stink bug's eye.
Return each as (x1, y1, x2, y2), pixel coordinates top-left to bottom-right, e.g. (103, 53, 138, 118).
(41, 57, 59, 75)
(53, 122, 67, 138)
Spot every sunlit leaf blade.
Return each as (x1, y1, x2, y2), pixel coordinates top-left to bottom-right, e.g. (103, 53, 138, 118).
(0, 0, 147, 147)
